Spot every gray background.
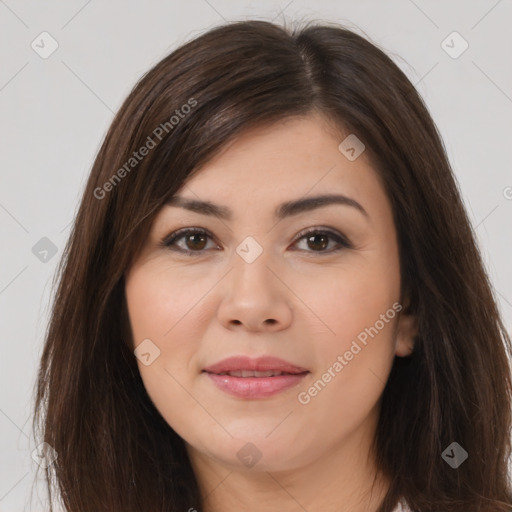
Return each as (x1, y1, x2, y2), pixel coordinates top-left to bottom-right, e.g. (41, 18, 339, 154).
(1, 1, 511, 510)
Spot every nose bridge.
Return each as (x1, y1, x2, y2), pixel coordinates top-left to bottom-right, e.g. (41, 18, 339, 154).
(216, 233, 293, 331)
(231, 233, 276, 290)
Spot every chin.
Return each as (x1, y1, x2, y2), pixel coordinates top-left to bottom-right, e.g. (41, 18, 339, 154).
(191, 431, 311, 473)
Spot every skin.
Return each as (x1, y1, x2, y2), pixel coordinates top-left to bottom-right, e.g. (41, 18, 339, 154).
(125, 111, 418, 511)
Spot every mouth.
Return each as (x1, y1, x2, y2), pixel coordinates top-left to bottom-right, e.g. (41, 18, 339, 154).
(211, 370, 305, 377)
(202, 356, 310, 399)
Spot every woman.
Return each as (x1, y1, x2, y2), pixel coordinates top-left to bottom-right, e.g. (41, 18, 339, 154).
(32, 18, 512, 511)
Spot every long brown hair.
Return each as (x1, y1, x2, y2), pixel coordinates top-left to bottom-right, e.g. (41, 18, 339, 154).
(32, 18, 512, 511)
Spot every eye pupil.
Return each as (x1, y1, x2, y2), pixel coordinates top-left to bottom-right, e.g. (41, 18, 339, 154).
(187, 233, 207, 250)
(307, 233, 329, 251)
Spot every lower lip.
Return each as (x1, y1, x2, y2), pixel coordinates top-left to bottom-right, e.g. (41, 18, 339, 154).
(205, 372, 309, 399)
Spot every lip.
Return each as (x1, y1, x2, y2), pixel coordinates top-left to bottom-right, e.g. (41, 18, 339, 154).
(203, 356, 310, 399)
(203, 355, 309, 374)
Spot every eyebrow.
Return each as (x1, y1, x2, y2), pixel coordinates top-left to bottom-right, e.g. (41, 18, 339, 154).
(166, 193, 369, 221)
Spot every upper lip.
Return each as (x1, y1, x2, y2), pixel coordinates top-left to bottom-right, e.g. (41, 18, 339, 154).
(203, 356, 309, 374)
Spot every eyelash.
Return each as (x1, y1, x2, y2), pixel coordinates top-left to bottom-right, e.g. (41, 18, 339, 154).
(159, 226, 353, 256)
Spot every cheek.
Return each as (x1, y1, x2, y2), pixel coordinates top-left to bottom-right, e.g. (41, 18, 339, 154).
(296, 252, 400, 403)
(125, 265, 209, 434)
(125, 262, 207, 347)
(298, 253, 400, 346)
(124, 264, 203, 395)
(295, 278, 400, 442)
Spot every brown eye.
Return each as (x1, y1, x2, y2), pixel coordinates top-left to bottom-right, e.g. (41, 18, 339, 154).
(184, 232, 208, 251)
(305, 233, 329, 251)
(293, 228, 352, 253)
(161, 228, 217, 255)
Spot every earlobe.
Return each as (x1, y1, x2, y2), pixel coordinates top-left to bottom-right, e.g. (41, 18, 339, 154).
(394, 309, 419, 357)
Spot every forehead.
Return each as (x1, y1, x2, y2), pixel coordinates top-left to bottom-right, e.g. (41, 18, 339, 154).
(174, 113, 389, 221)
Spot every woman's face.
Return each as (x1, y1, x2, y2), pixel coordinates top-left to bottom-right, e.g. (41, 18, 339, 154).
(125, 112, 417, 474)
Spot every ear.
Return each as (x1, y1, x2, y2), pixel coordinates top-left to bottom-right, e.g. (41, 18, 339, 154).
(394, 301, 419, 358)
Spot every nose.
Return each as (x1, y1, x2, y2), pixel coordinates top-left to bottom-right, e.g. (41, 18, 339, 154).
(216, 247, 293, 332)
